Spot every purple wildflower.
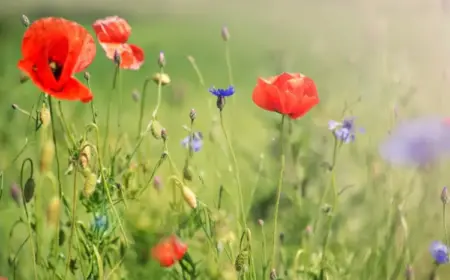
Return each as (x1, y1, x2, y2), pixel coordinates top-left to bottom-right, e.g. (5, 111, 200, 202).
(429, 241, 449, 265)
(209, 86, 235, 98)
(379, 116, 450, 166)
(181, 132, 203, 152)
(328, 117, 363, 143)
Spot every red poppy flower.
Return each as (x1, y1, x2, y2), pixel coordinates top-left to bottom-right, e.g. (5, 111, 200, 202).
(92, 16, 144, 70)
(151, 234, 187, 267)
(17, 17, 96, 103)
(252, 72, 319, 119)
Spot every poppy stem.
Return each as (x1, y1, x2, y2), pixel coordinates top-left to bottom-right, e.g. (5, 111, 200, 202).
(103, 65, 120, 159)
(270, 114, 285, 273)
(224, 42, 234, 105)
(151, 67, 165, 119)
(443, 204, 449, 246)
(137, 77, 150, 139)
(219, 110, 247, 230)
(64, 165, 78, 280)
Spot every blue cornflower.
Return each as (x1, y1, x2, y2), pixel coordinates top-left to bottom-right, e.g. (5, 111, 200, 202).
(379, 116, 450, 167)
(328, 117, 363, 143)
(429, 241, 449, 265)
(209, 86, 235, 111)
(181, 132, 203, 152)
(92, 214, 108, 232)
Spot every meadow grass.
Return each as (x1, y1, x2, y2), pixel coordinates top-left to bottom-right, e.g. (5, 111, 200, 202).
(1, 4, 450, 279)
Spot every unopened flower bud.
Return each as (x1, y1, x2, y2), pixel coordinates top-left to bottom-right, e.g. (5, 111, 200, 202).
(39, 103, 51, 129)
(442, 186, 448, 205)
(234, 250, 248, 272)
(189, 108, 196, 122)
(23, 178, 35, 203)
(161, 128, 168, 142)
(114, 50, 121, 65)
(221, 26, 230, 41)
(80, 142, 92, 168)
(46, 196, 61, 226)
(216, 96, 225, 111)
(158, 51, 166, 67)
(21, 15, 30, 27)
(83, 172, 97, 198)
(153, 176, 162, 191)
(11, 104, 18, 110)
(83, 72, 91, 82)
(150, 121, 164, 140)
(183, 165, 194, 181)
(182, 186, 197, 209)
(152, 73, 171, 86)
(40, 141, 55, 173)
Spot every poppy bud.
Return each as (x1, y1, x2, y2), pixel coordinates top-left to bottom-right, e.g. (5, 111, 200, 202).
(11, 104, 18, 110)
(158, 51, 166, 67)
(21, 15, 30, 27)
(39, 103, 51, 129)
(151, 73, 171, 86)
(182, 186, 197, 209)
(441, 187, 448, 205)
(83, 72, 91, 82)
(234, 250, 248, 272)
(161, 128, 168, 142)
(183, 165, 194, 181)
(221, 26, 230, 41)
(189, 108, 196, 122)
(46, 196, 61, 226)
(40, 140, 55, 173)
(83, 172, 97, 198)
(23, 177, 35, 203)
(150, 121, 164, 140)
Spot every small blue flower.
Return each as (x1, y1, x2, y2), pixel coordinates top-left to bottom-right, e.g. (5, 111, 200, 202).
(429, 241, 449, 265)
(181, 132, 203, 152)
(92, 215, 108, 232)
(209, 86, 235, 97)
(328, 117, 363, 143)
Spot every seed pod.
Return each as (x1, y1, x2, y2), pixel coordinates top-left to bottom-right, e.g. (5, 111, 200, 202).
(151, 73, 171, 86)
(39, 104, 51, 129)
(46, 197, 61, 226)
(40, 140, 55, 173)
(23, 178, 35, 203)
(234, 250, 248, 272)
(182, 186, 197, 209)
(83, 172, 97, 198)
(150, 121, 164, 140)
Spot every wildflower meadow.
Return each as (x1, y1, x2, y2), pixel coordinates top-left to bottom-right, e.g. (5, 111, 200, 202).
(2, 2, 450, 279)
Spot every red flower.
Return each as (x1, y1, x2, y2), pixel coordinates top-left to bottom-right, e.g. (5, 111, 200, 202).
(252, 72, 319, 119)
(92, 16, 144, 70)
(151, 234, 187, 267)
(17, 17, 96, 103)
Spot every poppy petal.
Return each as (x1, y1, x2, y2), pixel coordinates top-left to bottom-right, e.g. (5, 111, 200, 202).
(170, 235, 188, 260)
(100, 43, 144, 70)
(271, 72, 300, 88)
(151, 242, 176, 267)
(92, 16, 131, 44)
(252, 79, 281, 113)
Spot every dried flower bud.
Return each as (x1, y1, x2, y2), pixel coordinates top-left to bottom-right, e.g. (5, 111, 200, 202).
(114, 49, 121, 65)
(221, 26, 230, 41)
(83, 172, 97, 198)
(150, 121, 164, 140)
(182, 186, 197, 209)
(442, 186, 448, 205)
(269, 268, 278, 280)
(151, 73, 171, 86)
(46, 196, 61, 226)
(83, 72, 91, 81)
(158, 51, 166, 67)
(189, 108, 196, 122)
(40, 141, 55, 173)
(21, 15, 30, 27)
(39, 103, 51, 129)
(10, 183, 21, 206)
(23, 178, 35, 203)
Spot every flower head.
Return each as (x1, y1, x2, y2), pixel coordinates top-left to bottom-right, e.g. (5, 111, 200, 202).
(252, 72, 319, 119)
(328, 117, 363, 143)
(92, 214, 108, 232)
(379, 116, 450, 166)
(92, 16, 144, 70)
(430, 241, 449, 264)
(181, 132, 203, 152)
(17, 17, 96, 102)
(151, 234, 187, 267)
(209, 86, 235, 97)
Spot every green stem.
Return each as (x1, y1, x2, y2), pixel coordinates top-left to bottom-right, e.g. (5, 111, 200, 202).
(219, 110, 246, 230)
(137, 78, 150, 139)
(116, 68, 123, 130)
(444, 204, 449, 246)
(103, 65, 120, 158)
(224, 42, 234, 105)
(64, 165, 78, 279)
(270, 114, 286, 272)
(86, 79, 97, 124)
(152, 68, 165, 119)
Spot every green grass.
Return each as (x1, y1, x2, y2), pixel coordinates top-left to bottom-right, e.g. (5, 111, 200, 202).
(0, 5, 450, 280)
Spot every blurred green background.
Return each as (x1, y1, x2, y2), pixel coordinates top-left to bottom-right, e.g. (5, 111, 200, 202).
(1, 0, 450, 279)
